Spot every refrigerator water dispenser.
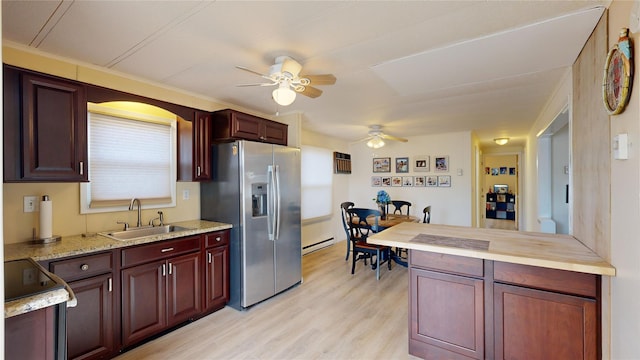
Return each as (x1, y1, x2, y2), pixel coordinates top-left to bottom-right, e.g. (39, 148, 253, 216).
(252, 183, 268, 217)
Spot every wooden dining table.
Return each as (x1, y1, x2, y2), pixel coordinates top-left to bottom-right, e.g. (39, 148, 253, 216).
(353, 213, 419, 267)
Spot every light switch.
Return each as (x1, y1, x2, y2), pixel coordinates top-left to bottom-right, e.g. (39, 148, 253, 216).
(614, 133, 629, 160)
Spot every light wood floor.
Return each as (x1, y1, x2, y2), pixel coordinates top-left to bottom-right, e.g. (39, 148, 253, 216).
(114, 242, 419, 360)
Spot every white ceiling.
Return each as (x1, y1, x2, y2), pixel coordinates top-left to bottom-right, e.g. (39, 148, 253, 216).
(2, 1, 608, 149)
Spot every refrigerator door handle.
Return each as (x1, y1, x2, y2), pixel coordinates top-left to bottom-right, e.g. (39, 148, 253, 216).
(267, 165, 276, 241)
(274, 164, 281, 241)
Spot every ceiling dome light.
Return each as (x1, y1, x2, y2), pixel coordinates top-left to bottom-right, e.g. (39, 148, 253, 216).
(367, 136, 385, 148)
(272, 82, 296, 106)
(494, 137, 509, 146)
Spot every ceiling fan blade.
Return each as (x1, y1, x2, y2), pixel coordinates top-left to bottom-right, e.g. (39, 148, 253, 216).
(350, 136, 373, 145)
(380, 133, 408, 142)
(280, 57, 303, 77)
(235, 66, 272, 80)
(300, 74, 336, 85)
(236, 82, 278, 87)
(297, 85, 323, 98)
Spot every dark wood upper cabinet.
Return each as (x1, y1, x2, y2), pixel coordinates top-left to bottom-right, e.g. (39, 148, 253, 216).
(4, 65, 88, 182)
(178, 111, 211, 181)
(212, 109, 288, 145)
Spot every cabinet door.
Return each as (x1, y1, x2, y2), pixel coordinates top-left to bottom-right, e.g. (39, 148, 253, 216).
(167, 252, 202, 327)
(20, 73, 87, 181)
(231, 111, 262, 140)
(205, 245, 229, 311)
(263, 120, 288, 145)
(193, 111, 212, 180)
(5, 307, 56, 360)
(121, 261, 166, 347)
(494, 283, 597, 360)
(410, 267, 484, 359)
(67, 274, 114, 360)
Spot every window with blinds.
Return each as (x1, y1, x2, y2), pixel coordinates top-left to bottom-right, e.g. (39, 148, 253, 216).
(80, 103, 177, 214)
(301, 145, 333, 220)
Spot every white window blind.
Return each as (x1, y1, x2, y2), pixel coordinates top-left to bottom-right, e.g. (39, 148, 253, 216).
(82, 105, 176, 212)
(301, 145, 333, 220)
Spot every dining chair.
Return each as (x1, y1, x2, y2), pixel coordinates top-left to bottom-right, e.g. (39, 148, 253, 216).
(423, 205, 432, 224)
(340, 201, 355, 261)
(391, 200, 411, 215)
(347, 208, 391, 280)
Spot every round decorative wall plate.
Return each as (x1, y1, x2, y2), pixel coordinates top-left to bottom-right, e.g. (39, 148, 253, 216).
(603, 28, 633, 115)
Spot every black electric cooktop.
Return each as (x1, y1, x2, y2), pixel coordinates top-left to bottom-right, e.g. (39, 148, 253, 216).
(4, 259, 64, 302)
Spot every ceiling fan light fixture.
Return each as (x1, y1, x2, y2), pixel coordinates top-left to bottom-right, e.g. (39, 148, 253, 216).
(367, 136, 385, 148)
(272, 83, 296, 106)
(494, 137, 510, 145)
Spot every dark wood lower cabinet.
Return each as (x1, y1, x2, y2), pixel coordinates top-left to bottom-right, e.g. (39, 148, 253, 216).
(121, 252, 202, 347)
(66, 274, 115, 360)
(494, 283, 597, 360)
(121, 260, 167, 348)
(410, 262, 484, 359)
(5, 306, 56, 360)
(409, 251, 601, 360)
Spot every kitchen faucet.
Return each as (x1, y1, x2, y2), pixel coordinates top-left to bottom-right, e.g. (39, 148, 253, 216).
(129, 198, 142, 228)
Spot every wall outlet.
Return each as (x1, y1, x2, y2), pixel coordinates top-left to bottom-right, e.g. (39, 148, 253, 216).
(182, 189, 190, 200)
(23, 196, 38, 213)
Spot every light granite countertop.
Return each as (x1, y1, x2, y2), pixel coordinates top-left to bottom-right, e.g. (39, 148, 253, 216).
(4, 219, 232, 318)
(368, 222, 615, 276)
(4, 219, 232, 262)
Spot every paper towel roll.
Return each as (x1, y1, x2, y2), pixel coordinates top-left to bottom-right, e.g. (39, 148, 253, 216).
(40, 195, 53, 239)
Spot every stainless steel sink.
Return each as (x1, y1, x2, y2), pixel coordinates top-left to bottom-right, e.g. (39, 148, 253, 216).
(102, 225, 193, 241)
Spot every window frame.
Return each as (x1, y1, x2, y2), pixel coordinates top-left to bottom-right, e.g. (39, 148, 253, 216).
(80, 102, 177, 214)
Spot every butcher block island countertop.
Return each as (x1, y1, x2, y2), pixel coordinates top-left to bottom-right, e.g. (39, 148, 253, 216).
(368, 222, 615, 276)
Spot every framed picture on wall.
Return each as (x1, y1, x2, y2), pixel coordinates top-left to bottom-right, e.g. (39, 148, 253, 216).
(402, 176, 413, 186)
(373, 157, 391, 173)
(426, 175, 438, 187)
(413, 156, 430, 172)
(381, 177, 392, 186)
(435, 156, 449, 172)
(438, 175, 451, 187)
(395, 157, 409, 173)
(392, 176, 403, 186)
(414, 176, 426, 187)
(371, 176, 382, 186)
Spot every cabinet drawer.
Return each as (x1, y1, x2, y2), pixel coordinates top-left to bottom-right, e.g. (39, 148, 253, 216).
(50, 252, 113, 282)
(410, 250, 484, 278)
(121, 236, 201, 268)
(493, 261, 598, 298)
(204, 230, 229, 248)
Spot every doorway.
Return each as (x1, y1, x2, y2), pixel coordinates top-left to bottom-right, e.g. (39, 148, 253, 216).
(537, 107, 570, 234)
(482, 154, 519, 230)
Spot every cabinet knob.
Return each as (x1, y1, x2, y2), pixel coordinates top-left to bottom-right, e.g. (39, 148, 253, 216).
(80, 264, 89, 271)
(216, 237, 221, 242)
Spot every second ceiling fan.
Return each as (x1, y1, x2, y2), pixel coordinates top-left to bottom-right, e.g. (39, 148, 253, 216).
(236, 56, 336, 106)
(355, 125, 408, 148)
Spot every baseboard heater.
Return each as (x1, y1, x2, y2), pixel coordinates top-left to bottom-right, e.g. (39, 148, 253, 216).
(303, 237, 334, 254)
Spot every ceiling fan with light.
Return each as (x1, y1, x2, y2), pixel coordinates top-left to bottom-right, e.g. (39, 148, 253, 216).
(354, 125, 408, 148)
(236, 56, 336, 106)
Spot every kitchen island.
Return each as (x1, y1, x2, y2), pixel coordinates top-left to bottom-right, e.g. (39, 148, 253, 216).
(368, 222, 615, 360)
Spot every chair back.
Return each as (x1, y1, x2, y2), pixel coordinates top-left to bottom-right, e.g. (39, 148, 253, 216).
(423, 205, 431, 224)
(340, 202, 355, 240)
(347, 208, 381, 240)
(391, 200, 412, 215)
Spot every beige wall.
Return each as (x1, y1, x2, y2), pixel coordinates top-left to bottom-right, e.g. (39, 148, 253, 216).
(607, 1, 640, 358)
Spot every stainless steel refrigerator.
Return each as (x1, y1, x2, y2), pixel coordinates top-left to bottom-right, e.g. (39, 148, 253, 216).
(200, 140, 302, 310)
